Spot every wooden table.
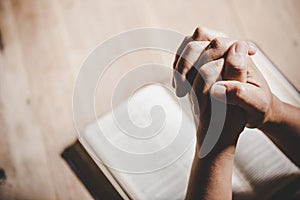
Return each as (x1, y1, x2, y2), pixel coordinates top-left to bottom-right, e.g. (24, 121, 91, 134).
(0, 0, 299, 199)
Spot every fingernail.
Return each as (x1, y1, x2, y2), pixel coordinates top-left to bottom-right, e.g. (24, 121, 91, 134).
(247, 41, 257, 53)
(235, 42, 247, 56)
(212, 84, 226, 96)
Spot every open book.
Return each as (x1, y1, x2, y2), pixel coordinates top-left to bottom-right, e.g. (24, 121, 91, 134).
(80, 49, 300, 200)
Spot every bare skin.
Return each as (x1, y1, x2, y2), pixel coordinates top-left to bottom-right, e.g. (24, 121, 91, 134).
(173, 27, 300, 200)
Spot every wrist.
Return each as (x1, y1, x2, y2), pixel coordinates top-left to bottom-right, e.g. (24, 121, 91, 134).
(195, 142, 236, 165)
(195, 129, 237, 160)
(259, 94, 284, 130)
(258, 94, 285, 126)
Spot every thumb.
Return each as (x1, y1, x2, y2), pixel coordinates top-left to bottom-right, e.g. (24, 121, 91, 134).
(210, 80, 258, 111)
(223, 41, 248, 82)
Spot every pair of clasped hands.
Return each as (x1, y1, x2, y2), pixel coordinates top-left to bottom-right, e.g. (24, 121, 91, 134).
(172, 27, 300, 200)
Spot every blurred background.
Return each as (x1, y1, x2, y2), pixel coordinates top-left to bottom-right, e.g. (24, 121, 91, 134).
(0, 0, 299, 199)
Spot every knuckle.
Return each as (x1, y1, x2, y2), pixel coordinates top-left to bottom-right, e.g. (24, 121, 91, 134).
(207, 38, 221, 49)
(231, 64, 245, 73)
(199, 63, 218, 79)
(185, 42, 195, 52)
(199, 66, 212, 80)
(226, 57, 246, 72)
(186, 41, 200, 52)
(235, 85, 246, 99)
(193, 27, 204, 39)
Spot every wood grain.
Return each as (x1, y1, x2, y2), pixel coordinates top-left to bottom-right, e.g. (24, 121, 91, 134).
(0, 0, 299, 199)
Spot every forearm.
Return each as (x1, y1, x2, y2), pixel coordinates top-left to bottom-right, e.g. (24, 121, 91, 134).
(259, 95, 300, 166)
(185, 138, 236, 200)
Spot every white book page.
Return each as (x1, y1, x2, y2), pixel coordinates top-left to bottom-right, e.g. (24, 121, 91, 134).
(234, 129, 300, 199)
(85, 84, 196, 200)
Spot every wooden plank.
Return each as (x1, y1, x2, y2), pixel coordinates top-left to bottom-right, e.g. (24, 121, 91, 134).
(0, 0, 57, 198)
(0, 0, 91, 199)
